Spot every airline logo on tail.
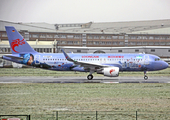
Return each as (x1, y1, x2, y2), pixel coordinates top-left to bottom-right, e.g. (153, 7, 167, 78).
(11, 39, 25, 53)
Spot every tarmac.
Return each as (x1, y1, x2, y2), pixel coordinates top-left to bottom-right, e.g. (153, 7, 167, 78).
(0, 76, 170, 83)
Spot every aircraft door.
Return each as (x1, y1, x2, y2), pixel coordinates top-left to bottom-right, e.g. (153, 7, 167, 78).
(144, 55, 149, 65)
(103, 58, 106, 63)
(100, 58, 106, 63)
(100, 58, 102, 63)
(35, 55, 40, 64)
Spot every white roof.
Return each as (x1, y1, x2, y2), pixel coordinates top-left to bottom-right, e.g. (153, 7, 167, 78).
(0, 20, 56, 32)
(131, 27, 170, 35)
(1, 19, 170, 34)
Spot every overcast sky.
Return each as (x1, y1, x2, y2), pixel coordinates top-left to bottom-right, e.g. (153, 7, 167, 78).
(0, 0, 170, 24)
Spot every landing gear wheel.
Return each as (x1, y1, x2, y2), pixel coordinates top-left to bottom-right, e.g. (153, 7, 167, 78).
(87, 74, 93, 80)
(144, 75, 148, 80)
(144, 71, 148, 80)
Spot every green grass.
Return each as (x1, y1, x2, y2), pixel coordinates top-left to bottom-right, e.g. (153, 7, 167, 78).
(0, 68, 170, 119)
(0, 83, 170, 119)
(0, 67, 170, 77)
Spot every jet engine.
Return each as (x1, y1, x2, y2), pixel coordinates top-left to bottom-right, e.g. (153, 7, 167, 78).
(97, 67, 119, 77)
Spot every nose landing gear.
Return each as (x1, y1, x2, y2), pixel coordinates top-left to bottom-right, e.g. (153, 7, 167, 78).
(144, 75, 148, 80)
(144, 71, 148, 80)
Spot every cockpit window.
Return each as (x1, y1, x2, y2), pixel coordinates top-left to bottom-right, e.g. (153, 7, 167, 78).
(155, 58, 160, 61)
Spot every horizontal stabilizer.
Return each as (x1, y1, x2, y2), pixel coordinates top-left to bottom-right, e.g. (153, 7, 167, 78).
(3, 55, 23, 61)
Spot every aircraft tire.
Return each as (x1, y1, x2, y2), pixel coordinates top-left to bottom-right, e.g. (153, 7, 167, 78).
(144, 76, 148, 80)
(87, 74, 93, 80)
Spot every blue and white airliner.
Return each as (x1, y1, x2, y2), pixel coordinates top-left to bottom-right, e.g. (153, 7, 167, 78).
(2, 26, 169, 80)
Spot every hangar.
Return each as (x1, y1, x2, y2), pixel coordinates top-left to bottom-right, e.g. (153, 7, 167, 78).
(0, 19, 170, 67)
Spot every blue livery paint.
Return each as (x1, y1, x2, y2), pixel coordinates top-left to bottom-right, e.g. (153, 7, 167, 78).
(3, 26, 169, 80)
(5, 26, 37, 54)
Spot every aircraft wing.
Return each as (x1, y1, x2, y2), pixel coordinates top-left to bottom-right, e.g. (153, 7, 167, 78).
(61, 49, 110, 70)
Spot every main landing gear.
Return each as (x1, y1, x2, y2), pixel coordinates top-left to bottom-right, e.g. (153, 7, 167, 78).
(87, 74, 93, 80)
(87, 71, 94, 80)
(144, 71, 148, 80)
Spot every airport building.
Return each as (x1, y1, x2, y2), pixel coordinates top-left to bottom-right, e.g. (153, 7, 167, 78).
(1, 19, 170, 66)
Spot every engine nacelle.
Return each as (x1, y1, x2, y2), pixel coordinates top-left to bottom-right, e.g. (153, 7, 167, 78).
(103, 67, 119, 77)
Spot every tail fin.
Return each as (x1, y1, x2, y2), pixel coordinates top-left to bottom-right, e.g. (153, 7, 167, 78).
(5, 26, 37, 54)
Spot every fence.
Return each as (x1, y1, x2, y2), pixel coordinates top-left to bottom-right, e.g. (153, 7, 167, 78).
(1, 111, 170, 120)
(56, 111, 170, 120)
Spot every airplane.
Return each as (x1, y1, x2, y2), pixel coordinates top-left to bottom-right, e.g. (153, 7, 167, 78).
(2, 26, 169, 80)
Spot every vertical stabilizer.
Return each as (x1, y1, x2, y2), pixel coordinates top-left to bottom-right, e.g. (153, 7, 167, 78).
(5, 26, 37, 54)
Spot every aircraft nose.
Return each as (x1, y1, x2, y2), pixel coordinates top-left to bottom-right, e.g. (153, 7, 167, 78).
(165, 62, 169, 68)
(163, 61, 169, 69)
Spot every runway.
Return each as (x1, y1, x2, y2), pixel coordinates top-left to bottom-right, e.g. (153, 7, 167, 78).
(0, 76, 170, 83)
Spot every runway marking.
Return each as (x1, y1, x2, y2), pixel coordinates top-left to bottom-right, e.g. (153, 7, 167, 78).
(102, 82, 119, 83)
(0, 77, 170, 83)
(0, 82, 25, 83)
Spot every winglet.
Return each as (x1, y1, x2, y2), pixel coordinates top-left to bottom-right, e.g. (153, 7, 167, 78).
(61, 49, 74, 62)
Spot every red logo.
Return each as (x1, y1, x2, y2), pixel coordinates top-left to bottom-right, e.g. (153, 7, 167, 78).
(11, 39, 25, 53)
(110, 69, 115, 74)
